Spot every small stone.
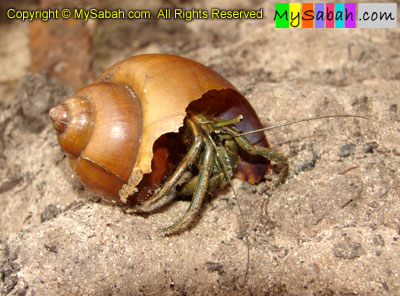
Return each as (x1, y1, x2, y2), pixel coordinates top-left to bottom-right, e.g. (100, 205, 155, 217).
(339, 144, 356, 158)
(40, 204, 61, 222)
(333, 241, 364, 259)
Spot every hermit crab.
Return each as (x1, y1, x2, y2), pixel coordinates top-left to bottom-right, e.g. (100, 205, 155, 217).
(49, 54, 288, 234)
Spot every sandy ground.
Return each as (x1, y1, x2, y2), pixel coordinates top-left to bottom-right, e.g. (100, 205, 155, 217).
(1, 1, 400, 295)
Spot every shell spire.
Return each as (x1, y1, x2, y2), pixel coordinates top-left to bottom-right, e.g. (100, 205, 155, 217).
(49, 104, 69, 133)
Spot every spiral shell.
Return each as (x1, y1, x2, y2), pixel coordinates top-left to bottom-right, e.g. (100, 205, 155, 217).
(50, 54, 269, 203)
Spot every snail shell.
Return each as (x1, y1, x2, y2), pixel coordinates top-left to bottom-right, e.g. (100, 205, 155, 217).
(50, 54, 269, 203)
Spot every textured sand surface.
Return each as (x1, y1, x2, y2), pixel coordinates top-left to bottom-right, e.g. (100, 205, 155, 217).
(1, 1, 400, 295)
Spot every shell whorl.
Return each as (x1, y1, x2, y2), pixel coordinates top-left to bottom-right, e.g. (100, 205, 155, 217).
(50, 82, 143, 200)
(50, 96, 94, 157)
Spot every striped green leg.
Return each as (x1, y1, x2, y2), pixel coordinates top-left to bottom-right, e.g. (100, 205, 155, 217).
(178, 139, 238, 196)
(224, 126, 289, 186)
(163, 137, 214, 235)
(137, 119, 203, 212)
(178, 172, 225, 196)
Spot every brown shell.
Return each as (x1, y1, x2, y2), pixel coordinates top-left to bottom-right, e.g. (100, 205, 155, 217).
(50, 54, 269, 203)
(50, 82, 143, 200)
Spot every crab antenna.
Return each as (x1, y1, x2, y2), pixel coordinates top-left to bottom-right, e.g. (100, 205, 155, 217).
(205, 132, 251, 284)
(238, 114, 368, 136)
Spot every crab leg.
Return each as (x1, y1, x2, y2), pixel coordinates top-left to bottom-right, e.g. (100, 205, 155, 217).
(178, 137, 238, 196)
(138, 119, 203, 211)
(178, 172, 225, 196)
(163, 136, 214, 235)
(224, 126, 289, 185)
